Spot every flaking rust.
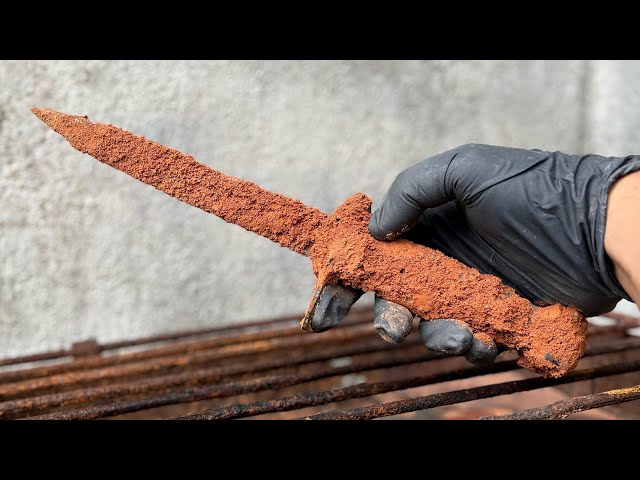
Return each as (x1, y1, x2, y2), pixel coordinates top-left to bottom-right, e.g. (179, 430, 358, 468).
(32, 108, 588, 378)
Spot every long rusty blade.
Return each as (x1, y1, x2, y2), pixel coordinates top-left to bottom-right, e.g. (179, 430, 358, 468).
(31, 108, 587, 378)
(31, 108, 326, 256)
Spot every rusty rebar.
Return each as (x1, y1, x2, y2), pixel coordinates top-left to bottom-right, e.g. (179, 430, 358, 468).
(2, 336, 427, 416)
(172, 337, 640, 420)
(101, 309, 372, 351)
(24, 337, 640, 420)
(5, 314, 633, 397)
(0, 312, 312, 369)
(583, 336, 640, 355)
(479, 385, 640, 420)
(0, 307, 623, 371)
(0, 314, 382, 392)
(600, 311, 640, 327)
(172, 336, 640, 419)
(174, 360, 521, 420)
(100, 312, 306, 350)
(0, 311, 373, 384)
(0, 350, 70, 369)
(24, 347, 439, 420)
(301, 360, 640, 420)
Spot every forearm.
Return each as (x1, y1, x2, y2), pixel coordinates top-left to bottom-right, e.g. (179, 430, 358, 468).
(605, 170, 640, 305)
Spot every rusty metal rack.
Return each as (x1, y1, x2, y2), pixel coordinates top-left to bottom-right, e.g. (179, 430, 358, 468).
(1, 308, 639, 420)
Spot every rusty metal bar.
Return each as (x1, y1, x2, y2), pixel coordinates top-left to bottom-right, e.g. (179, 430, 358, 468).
(0, 314, 375, 388)
(0, 313, 299, 368)
(24, 347, 439, 420)
(174, 360, 521, 420)
(171, 337, 639, 419)
(24, 338, 640, 420)
(4, 314, 636, 393)
(0, 338, 426, 412)
(100, 313, 304, 350)
(1, 307, 637, 420)
(588, 313, 640, 336)
(2, 305, 621, 371)
(480, 385, 640, 420)
(600, 311, 640, 326)
(301, 360, 640, 420)
(101, 309, 373, 351)
(172, 337, 640, 420)
(583, 336, 640, 355)
(0, 310, 373, 371)
(0, 349, 70, 369)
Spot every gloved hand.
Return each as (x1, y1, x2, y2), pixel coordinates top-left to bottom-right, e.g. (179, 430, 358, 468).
(307, 143, 640, 364)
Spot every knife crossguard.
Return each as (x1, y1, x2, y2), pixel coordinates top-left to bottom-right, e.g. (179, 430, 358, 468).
(32, 108, 588, 378)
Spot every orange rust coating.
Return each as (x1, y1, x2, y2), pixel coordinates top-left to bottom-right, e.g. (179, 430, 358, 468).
(32, 108, 587, 378)
(31, 108, 327, 256)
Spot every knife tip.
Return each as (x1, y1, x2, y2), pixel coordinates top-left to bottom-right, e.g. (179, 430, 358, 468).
(31, 107, 91, 133)
(31, 106, 53, 122)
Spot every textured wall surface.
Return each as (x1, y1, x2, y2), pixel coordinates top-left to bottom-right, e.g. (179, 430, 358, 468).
(586, 60, 640, 155)
(1, 59, 636, 357)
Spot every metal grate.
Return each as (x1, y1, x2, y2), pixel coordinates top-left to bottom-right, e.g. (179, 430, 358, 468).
(1, 308, 639, 420)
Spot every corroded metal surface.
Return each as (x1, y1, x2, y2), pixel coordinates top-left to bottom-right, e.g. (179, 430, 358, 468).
(27, 345, 433, 420)
(480, 385, 640, 420)
(0, 309, 638, 420)
(301, 360, 640, 420)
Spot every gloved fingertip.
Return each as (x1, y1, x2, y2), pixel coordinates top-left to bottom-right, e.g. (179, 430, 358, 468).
(419, 318, 473, 355)
(367, 201, 411, 241)
(368, 207, 394, 240)
(309, 283, 363, 333)
(373, 297, 413, 343)
(464, 333, 499, 365)
(309, 309, 340, 333)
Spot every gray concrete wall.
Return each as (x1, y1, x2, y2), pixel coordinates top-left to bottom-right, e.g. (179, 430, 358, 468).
(0, 59, 634, 358)
(586, 60, 640, 155)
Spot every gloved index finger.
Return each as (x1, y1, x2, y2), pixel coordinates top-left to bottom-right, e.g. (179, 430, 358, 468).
(368, 148, 460, 240)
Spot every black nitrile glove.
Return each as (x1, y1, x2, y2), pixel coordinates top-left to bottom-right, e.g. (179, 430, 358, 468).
(308, 143, 640, 364)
